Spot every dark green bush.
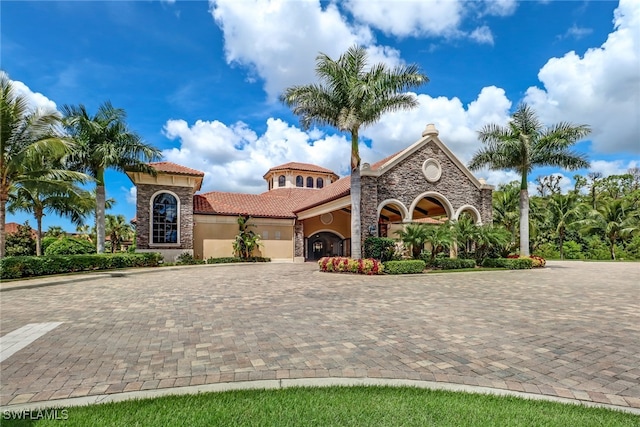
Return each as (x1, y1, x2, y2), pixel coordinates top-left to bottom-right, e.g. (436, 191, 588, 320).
(176, 252, 205, 265)
(206, 256, 271, 264)
(364, 237, 396, 262)
(0, 253, 163, 280)
(44, 237, 95, 256)
(433, 258, 477, 270)
(383, 260, 426, 275)
(481, 258, 533, 269)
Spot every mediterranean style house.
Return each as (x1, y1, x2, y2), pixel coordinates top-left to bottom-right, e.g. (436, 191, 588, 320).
(126, 124, 493, 262)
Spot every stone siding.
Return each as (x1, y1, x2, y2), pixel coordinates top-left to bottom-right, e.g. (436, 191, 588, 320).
(136, 184, 194, 250)
(376, 142, 490, 223)
(360, 175, 379, 252)
(294, 221, 304, 258)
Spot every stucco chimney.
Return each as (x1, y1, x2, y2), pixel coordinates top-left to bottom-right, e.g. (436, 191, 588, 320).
(422, 123, 439, 137)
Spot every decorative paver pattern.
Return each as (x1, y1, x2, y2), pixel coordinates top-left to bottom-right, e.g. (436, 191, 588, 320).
(0, 261, 638, 409)
(0, 323, 63, 362)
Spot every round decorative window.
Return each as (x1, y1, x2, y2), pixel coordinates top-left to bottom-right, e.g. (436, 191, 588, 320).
(320, 213, 334, 225)
(422, 158, 442, 182)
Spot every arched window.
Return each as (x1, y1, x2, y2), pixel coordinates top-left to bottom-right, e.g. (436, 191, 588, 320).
(278, 175, 286, 187)
(152, 193, 178, 244)
(317, 177, 324, 189)
(306, 177, 314, 188)
(296, 175, 303, 187)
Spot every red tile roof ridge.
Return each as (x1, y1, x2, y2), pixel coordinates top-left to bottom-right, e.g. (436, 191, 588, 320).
(265, 161, 337, 175)
(150, 162, 205, 176)
(293, 176, 351, 212)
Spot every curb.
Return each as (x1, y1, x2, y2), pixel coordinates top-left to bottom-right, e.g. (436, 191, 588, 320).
(1, 378, 639, 416)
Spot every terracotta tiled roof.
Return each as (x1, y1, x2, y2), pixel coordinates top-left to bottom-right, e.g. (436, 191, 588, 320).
(264, 162, 337, 176)
(292, 176, 351, 213)
(194, 188, 312, 218)
(150, 162, 205, 176)
(5, 222, 38, 238)
(370, 149, 404, 170)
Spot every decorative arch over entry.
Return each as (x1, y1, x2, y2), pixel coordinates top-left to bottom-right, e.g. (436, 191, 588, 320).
(409, 191, 454, 221)
(454, 205, 483, 225)
(376, 199, 409, 222)
(306, 231, 345, 260)
(377, 199, 409, 237)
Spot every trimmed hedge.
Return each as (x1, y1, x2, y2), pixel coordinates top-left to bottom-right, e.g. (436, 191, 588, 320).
(206, 257, 271, 264)
(481, 257, 533, 269)
(383, 260, 426, 275)
(432, 258, 477, 270)
(44, 237, 95, 256)
(319, 257, 383, 275)
(364, 237, 396, 262)
(0, 253, 163, 280)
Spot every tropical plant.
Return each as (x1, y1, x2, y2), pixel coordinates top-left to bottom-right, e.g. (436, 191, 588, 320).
(0, 71, 78, 257)
(105, 214, 134, 253)
(4, 221, 35, 257)
(62, 101, 160, 254)
(394, 223, 428, 259)
(579, 199, 640, 260)
(544, 193, 583, 260)
(492, 181, 519, 254)
(422, 223, 452, 261)
(232, 215, 261, 259)
(468, 103, 590, 256)
(281, 45, 428, 259)
(8, 173, 93, 255)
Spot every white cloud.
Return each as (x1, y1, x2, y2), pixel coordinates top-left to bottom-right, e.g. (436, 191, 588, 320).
(125, 186, 137, 205)
(524, 0, 640, 153)
(481, 0, 517, 17)
(9, 78, 58, 113)
(589, 159, 639, 177)
(162, 117, 377, 194)
(343, 0, 463, 38)
(210, 0, 382, 100)
(469, 26, 494, 45)
(360, 85, 512, 165)
(561, 24, 593, 40)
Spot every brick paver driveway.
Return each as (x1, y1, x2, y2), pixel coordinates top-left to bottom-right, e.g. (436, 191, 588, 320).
(1, 261, 639, 409)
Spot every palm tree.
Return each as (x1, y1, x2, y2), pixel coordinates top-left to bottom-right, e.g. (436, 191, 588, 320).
(281, 45, 428, 259)
(545, 193, 583, 260)
(232, 215, 261, 259)
(580, 199, 639, 260)
(468, 104, 590, 256)
(62, 102, 161, 253)
(105, 214, 134, 253)
(394, 223, 428, 259)
(8, 178, 93, 255)
(0, 71, 79, 258)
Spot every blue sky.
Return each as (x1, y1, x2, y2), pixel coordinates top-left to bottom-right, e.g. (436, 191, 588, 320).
(2, 0, 639, 232)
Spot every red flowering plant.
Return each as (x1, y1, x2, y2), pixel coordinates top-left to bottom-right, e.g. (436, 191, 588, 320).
(318, 257, 384, 275)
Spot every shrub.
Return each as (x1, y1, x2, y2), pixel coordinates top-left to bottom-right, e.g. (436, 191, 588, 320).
(534, 243, 560, 260)
(507, 254, 546, 268)
(176, 252, 205, 265)
(5, 222, 36, 256)
(206, 257, 270, 264)
(318, 257, 383, 275)
(364, 237, 396, 262)
(382, 260, 426, 275)
(481, 258, 533, 269)
(432, 258, 476, 270)
(0, 253, 163, 280)
(44, 237, 95, 256)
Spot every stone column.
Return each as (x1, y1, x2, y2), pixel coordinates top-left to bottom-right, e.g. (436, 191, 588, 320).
(294, 220, 305, 262)
(360, 175, 378, 258)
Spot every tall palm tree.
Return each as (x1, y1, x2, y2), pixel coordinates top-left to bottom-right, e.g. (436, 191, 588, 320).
(62, 102, 161, 253)
(281, 45, 428, 259)
(468, 104, 590, 256)
(580, 199, 639, 260)
(8, 178, 93, 256)
(545, 193, 583, 260)
(0, 71, 78, 258)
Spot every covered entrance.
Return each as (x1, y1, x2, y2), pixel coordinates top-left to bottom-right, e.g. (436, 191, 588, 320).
(306, 232, 346, 260)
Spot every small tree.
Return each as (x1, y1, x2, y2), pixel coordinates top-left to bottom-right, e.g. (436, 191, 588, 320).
(5, 221, 36, 256)
(232, 216, 261, 259)
(394, 223, 428, 259)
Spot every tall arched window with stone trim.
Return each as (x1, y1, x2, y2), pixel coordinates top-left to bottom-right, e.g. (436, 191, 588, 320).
(317, 177, 324, 189)
(296, 175, 303, 187)
(152, 192, 178, 244)
(306, 177, 314, 188)
(278, 175, 286, 187)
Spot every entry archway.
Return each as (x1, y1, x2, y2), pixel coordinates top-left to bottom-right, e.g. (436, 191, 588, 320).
(377, 199, 409, 237)
(307, 231, 345, 260)
(409, 191, 454, 222)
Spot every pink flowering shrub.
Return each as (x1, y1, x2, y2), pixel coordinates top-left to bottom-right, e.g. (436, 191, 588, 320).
(318, 257, 384, 275)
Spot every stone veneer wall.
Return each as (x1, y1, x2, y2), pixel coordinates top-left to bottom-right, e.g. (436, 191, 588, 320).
(376, 142, 489, 223)
(360, 175, 379, 251)
(294, 221, 304, 258)
(136, 183, 195, 250)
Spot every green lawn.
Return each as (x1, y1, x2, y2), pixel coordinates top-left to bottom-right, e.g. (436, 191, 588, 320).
(2, 386, 637, 426)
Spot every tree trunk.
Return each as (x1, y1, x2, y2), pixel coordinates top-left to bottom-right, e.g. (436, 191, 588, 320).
(36, 212, 43, 256)
(96, 182, 106, 254)
(519, 188, 530, 256)
(0, 197, 6, 258)
(350, 129, 362, 259)
(351, 166, 362, 259)
(610, 240, 616, 260)
(559, 230, 564, 260)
